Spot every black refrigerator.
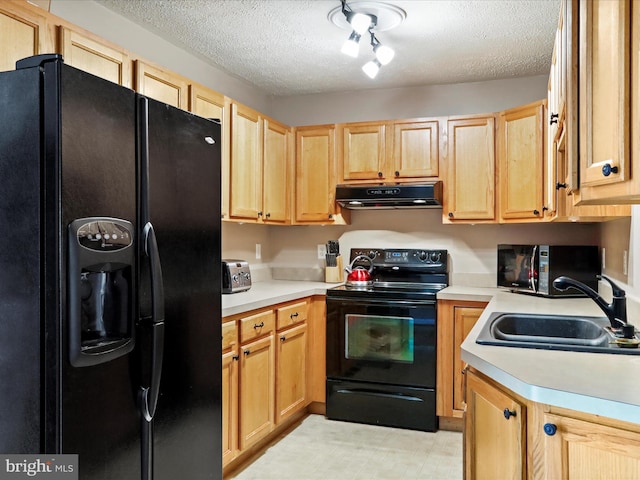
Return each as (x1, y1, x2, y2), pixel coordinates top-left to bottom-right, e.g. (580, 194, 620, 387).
(0, 54, 222, 479)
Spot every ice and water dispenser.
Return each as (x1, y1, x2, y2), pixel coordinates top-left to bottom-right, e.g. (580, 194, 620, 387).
(68, 217, 135, 367)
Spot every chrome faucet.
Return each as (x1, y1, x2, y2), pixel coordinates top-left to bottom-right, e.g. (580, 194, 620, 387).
(553, 275, 627, 329)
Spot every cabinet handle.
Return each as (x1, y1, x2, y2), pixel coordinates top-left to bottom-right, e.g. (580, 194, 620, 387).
(602, 164, 619, 176)
(378, 172, 383, 177)
(533, 209, 540, 216)
(280, 336, 286, 342)
(543, 423, 557, 436)
(448, 212, 454, 218)
(243, 349, 250, 356)
(232, 355, 239, 361)
(328, 214, 333, 220)
(549, 113, 559, 125)
(257, 211, 263, 217)
(290, 312, 299, 319)
(395, 171, 400, 177)
(265, 212, 271, 218)
(556, 182, 567, 190)
(253, 321, 265, 329)
(503, 408, 517, 420)
(542, 206, 548, 212)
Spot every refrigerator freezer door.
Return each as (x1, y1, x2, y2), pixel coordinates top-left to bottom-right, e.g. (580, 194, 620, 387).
(145, 98, 222, 479)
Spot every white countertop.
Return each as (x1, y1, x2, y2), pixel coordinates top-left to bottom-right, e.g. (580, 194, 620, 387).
(444, 287, 640, 424)
(221, 280, 336, 317)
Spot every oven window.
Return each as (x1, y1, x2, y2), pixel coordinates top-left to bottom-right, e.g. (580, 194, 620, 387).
(345, 314, 414, 363)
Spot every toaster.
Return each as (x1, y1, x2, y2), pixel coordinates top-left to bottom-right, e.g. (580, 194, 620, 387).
(222, 259, 252, 294)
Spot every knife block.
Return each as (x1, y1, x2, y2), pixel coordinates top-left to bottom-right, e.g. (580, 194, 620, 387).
(325, 255, 344, 283)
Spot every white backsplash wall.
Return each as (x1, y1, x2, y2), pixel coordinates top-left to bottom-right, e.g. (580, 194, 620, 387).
(221, 222, 272, 282)
(265, 209, 600, 286)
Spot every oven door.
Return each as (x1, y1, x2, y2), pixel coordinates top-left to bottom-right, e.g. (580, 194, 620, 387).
(326, 296, 436, 388)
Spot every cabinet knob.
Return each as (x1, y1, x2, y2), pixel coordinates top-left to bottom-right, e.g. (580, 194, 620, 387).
(243, 349, 250, 356)
(265, 212, 271, 218)
(533, 209, 540, 215)
(448, 212, 454, 218)
(328, 214, 333, 220)
(602, 164, 619, 176)
(556, 182, 568, 190)
(543, 423, 557, 436)
(280, 336, 286, 342)
(232, 355, 239, 361)
(549, 113, 559, 125)
(503, 408, 517, 420)
(378, 172, 383, 177)
(542, 206, 549, 212)
(395, 171, 400, 177)
(253, 321, 265, 329)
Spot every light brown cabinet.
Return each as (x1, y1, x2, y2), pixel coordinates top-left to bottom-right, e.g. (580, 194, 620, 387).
(221, 320, 239, 467)
(437, 300, 487, 421)
(276, 322, 307, 423)
(0, 2, 48, 73)
(443, 115, 496, 223)
(577, 0, 637, 203)
(294, 125, 349, 225)
(58, 26, 131, 87)
(262, 118, 291, 223)
(498, 100, 546, 222)
(465, 368, 526, 480)
(338, 119, 440, 183)
(134, 60, 189, 109)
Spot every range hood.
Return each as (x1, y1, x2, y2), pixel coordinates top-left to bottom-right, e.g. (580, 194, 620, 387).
(335, 182, 443, 209)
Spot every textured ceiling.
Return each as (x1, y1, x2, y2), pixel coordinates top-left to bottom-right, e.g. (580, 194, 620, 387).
(94, 0, 561, 97)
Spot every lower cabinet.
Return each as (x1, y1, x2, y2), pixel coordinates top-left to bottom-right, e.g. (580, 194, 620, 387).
(466, 367, 640, 480)
(465, 368, 526, 480)
(222, 297, 313, 472)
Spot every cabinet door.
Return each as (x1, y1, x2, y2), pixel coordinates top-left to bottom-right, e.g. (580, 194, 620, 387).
(295, 126, 337, 223)
(465, 369, 525, 480)
(452, 307, 484, 414)
(135, 60, 188, 109)
(579, 0, 630, 188)
(189, 85, 230, 219)
(392, 120, 439, 178)
(58, 26, 131, 87)
(0, 4, 47, 73)
(230, 103, 263, 220)
(262, 118, 290, 223)
(239, 334, 275, 450)
(222, 349, 238, 467)
(498, 101, 546, 222)
(275, 323, 307, 423)
(339, 122, 386, 181)
(542, 413, 640, 478)
(444, 116, 496, 222)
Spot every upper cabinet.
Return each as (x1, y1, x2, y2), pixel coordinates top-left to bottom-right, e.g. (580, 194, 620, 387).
(0, 2, 48, 73)
(294, 125, 349, 225)
(498, 100, 546, 222)
(577, 0, 637, 203)
(135, 60, 189, 109)
(228, 102, 290, 224)
(338, 119, 440, 183)
(443, 115, 496, 223)
(58, 26, 131, 87)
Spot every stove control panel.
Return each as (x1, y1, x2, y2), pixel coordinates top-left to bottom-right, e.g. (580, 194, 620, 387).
(350, 248, 448, 270)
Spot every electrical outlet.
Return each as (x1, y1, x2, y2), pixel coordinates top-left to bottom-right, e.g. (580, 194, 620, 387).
(623, 250, 628, 275)
(256, 243, 261, 260)
(317, 244, 327, 260)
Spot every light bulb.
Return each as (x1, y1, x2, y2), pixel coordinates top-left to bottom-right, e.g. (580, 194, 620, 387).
(375, 45, 395, 65)
(341, 31, 361, 58)
(362, 60, 381, 79)
(350, 13, 372, 35)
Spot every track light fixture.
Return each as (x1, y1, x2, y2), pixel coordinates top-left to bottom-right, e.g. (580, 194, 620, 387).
(338, 0, 397, 79)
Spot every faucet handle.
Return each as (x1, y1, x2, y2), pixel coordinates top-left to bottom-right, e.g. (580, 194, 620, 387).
(598, 275, 626, 298)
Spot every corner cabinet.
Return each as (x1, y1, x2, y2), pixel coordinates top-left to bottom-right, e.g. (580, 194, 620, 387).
(443, 115, 496, 223)
(465, 369, 526, 480)
(498, 100, 546, 222)
(294, 125, 349, 225)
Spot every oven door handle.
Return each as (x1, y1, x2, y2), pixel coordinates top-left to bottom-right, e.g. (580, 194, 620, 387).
(336, 388, 425, 402)
(327, 297, 435, 307)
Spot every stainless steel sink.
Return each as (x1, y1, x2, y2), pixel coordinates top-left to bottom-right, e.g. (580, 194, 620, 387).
(476, 312, 640, 355)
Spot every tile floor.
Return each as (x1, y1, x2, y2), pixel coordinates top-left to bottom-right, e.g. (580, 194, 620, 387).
(229, 415, 463, 480)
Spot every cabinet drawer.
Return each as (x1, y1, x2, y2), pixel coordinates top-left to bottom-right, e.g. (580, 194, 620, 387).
(276, 301, 308, 330)
(240, 310, 275, 343)
(222, 320, 238, 351)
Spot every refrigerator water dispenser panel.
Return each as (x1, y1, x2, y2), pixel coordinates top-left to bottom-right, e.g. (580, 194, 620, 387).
(68, 217, 135, 367)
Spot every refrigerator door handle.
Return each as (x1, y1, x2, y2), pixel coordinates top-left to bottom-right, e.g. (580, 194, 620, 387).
(139, 222, 165, 422)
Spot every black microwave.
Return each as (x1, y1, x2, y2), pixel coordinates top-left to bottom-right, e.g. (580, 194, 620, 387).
(497, 244, 601, 297)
